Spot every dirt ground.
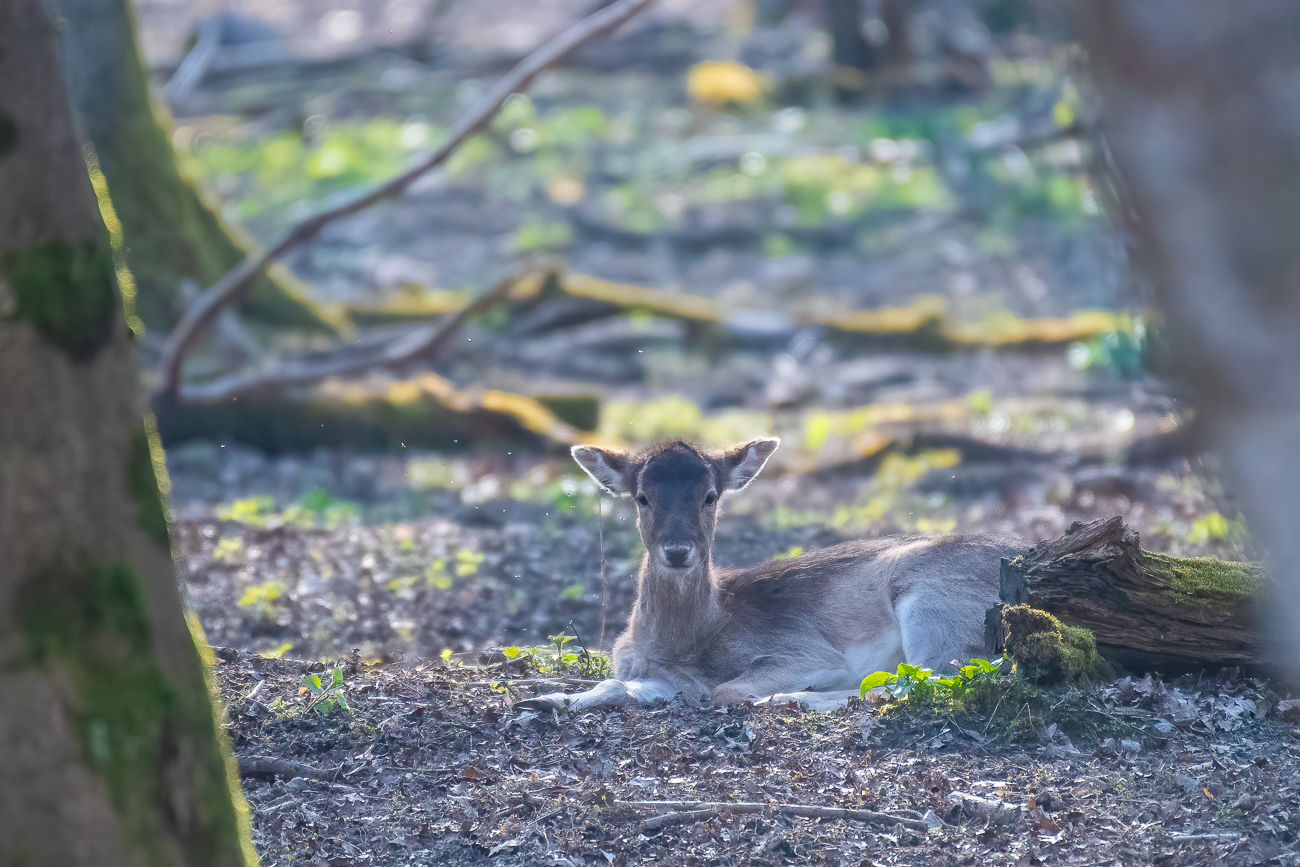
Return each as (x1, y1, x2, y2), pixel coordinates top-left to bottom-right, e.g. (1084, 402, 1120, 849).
(212, 642, 1300, 867)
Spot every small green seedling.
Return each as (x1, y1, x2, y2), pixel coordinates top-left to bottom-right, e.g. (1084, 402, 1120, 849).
(860, 657, 1003, 702)
(301, 668, 350, 714)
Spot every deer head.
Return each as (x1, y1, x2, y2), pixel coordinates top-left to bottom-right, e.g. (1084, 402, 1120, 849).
(571, 438, 779, 571)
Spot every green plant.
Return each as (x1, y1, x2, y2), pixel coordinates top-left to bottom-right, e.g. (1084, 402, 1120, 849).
(860, 657, 1003, 705)
(492, 632, 611, 682)
(215, 492, 358, 530)
(1184, 511, 1248, 547)
(258, 642, 293, 659)
(1067, 316, 1146, 379)
(301, 668, 349, 714)
(237, 580, 285, 619)
(550, 631, 611, 680)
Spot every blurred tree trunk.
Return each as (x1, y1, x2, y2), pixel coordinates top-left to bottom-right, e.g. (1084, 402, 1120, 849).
(821, 0, 911, 102)
(50, 0, 334, 336)
(1075, 0, 1300, 684)
(0, 2, 257, 865)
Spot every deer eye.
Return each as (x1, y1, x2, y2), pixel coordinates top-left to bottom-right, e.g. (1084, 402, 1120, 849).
(704, 493, 717, 507)
(636, 495, 650, 507)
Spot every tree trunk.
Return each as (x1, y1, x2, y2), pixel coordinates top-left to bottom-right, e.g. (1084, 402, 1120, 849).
(50, 0, 334, 336)
(0, 3, 256, 865)
(988, 518, 1264, 674)
(822, 0, 879, 102)
(1072, 0, 1300, 685)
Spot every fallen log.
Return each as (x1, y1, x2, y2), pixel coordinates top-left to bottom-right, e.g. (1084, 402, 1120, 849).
(153, 373, 590, 454)
(987, 516, 1264, 673)
(345, 268, 1129, 351)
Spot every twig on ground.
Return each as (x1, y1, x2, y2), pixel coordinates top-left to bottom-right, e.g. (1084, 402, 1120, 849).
(1168, 833, 1243, 843)
(157, 0, 658, 398)
(622, 800, 930, 834)
(175, 271, 522, 404)
(238, 755, 342, 782)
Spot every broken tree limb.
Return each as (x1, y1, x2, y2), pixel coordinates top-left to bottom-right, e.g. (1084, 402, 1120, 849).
(174, 272, 522, 404)
(350, 269, 1128, 349)
(237, 756, 340, 782)
(622, 801, 929, 834)
(156, 0, 658, 398)
(154, 372, 586, 453)
(987, 517, 1264, 673)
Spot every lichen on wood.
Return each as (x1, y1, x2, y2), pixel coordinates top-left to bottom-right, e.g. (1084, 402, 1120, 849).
(54, 0, 337, 337)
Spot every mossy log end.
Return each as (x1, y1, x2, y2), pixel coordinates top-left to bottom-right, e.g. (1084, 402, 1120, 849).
(987, 516, 1264, 673)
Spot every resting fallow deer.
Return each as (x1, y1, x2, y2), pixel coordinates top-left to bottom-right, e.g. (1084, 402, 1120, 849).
(518, 438, 1016, 713)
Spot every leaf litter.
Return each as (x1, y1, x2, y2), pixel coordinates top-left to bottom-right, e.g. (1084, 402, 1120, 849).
(213, 644, 1300, 867)
(189, 447, 1300, 867)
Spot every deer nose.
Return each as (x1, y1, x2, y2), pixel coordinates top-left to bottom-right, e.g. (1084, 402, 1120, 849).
(662, 545, 695, 568)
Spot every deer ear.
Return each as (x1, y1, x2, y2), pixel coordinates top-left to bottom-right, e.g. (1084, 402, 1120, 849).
(719, 437, 779, 491)
(571, 445, 632, 496)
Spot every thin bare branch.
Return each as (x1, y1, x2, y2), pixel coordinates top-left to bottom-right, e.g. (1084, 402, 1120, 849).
(157, 0, 657, 397)
(176, 272, 521, 404)
(622, 801, 931, 834)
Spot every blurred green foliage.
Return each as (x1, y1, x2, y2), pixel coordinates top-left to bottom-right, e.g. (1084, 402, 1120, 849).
(187, 52, 1096, 245)
(1067, 316, 1147, 378)
(215, 491, 359, 530)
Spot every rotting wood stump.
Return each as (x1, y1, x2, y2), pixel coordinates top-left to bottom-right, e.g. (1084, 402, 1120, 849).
(985, 516, 1264, 673)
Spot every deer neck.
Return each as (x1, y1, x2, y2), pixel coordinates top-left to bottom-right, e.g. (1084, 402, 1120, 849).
(631, 554, 722, 653)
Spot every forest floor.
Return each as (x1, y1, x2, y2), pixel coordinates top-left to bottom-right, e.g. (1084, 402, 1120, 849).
(186, 442, 1300, 867)
(136, 0, 1300, 863)
(211, 641, 1300, 867)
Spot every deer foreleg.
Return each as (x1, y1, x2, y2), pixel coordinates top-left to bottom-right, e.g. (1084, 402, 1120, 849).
(515, 677, 677, 713)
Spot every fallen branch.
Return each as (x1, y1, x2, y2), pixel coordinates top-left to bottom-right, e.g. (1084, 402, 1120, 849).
(621, 800, 929, 834)
(163, 15, 221, 101)
(1168, 833, 1242, 844)
(176, 272, 521, 404)
(989, 516, 1264, 672)
(237, 755, 341, 782)
(157, 0, 657, 398)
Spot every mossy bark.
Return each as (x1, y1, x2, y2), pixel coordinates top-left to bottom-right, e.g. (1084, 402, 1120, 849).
(988, 517, 1264, 674)
(50, 0, 332, 335)
(0, 3, 257, 864)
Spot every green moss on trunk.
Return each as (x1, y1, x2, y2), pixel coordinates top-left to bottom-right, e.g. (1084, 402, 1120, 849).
(1145, 551, 1262, 610)
(68, 0, 331, 335)
(2, 238, 117, 360)
(126, 425, 170, 546)
(16, 560, 252, 867)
